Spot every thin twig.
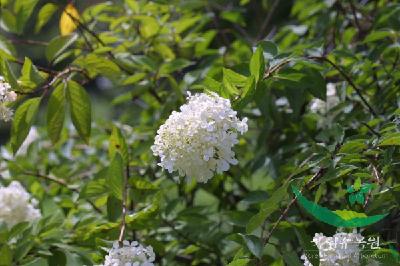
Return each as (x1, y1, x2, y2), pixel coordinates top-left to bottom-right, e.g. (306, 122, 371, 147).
(256, 0, 281, 40)
(309, 56, 378, 117)
(23, 171, 102, 213)
(349, 0, 363, 34)
(10, 58, 58, 75)
(263, 58, 291, 79)
(361, 122, 381, 137)
(257, 166, 326, 266)
(8, 38, 49, 46)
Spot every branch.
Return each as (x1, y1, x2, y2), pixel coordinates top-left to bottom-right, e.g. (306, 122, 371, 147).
(8, 38, 49, 46)
(256, 0, 281, 40)
(10, 58, 58, 75)
(22, 171, 102, 213)
(263, 58, 291, 79)
(309, 56, 378, 117)
(257, 160, 326, 266)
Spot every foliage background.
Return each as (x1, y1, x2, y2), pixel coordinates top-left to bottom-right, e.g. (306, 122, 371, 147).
(0, 0, 400, 265)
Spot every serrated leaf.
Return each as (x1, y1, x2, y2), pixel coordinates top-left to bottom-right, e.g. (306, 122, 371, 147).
(11, 97, 41, 154)
(250, 45, 265, 83)
(47, 84, 66, 144)
(107, 153, 124, 200)
(109, 126, 129, 163)
(35, 3, 58, 33)
(60, 3, 79, 36)
(292, 185, 388, 227)
(66, 80, 91, 143)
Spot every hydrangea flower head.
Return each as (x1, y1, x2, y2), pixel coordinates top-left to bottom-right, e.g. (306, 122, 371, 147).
(103, 240, 155, 266)
(0, 181, 41, 228)
(151, 92, 248, 183)
(0, 76, 17, 122)
(301, 231, 362, 266)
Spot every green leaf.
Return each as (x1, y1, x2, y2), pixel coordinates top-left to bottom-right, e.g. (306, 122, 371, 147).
(379, 133, 400, 146)
(282, 251, 303, 266)
(259, 41, 278, 59)
(363, 30, 393, 43)
(235, 75, 256, 109)
(47, 84, 66, 144)
(35, 3, 58, 33)
(73, 54, 120, 79)
(223, 68, 248, 87)
(303, 68, 326, 100)
(11, 97, 41, 154)
(246, 184, 288, 233)
(107, 153, 124, 200)
(0, 244, 12, 266)
(292, 185, 388, 227)
(133, 15, 159, 38)
(0, 10, 17, 33)
(238, 234, 263, 259)
(19, 57, 45, 90)
(250, 45, 265, 83)
(20, 258, 48, 266)
(354, 177, 362, 191)
(159, 59, 192, 75)
(228, 258, 251, 266)
(294, 228, 319, 266)
(1, 59, 20, 91)
(107, 195, 122, 222)
(14, 0, 39, 34)
(109, 126, 129, 163)
(46, 34, 78, 62)
(66, 80, 91, 143)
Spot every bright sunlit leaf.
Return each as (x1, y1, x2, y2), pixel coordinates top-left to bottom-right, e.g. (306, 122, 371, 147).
(59, 3, 79, 36)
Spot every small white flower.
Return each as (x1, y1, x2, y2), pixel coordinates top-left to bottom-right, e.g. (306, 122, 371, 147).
(301, 231, 362, 266)
(102, 240, 155, 266)
(151, 92, 248, 183)
(0, 76, 17, 122)
(0, 181, 41, 228)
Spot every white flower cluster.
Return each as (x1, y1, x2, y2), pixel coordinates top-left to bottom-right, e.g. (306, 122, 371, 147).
(0, 76, 17, 122)
(151, 92, 248, 183)
(301, 232, 362, 266)
(103, 240, 155, 266)
(0, 181, 41, 228)
(310, 83, 340, 114)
